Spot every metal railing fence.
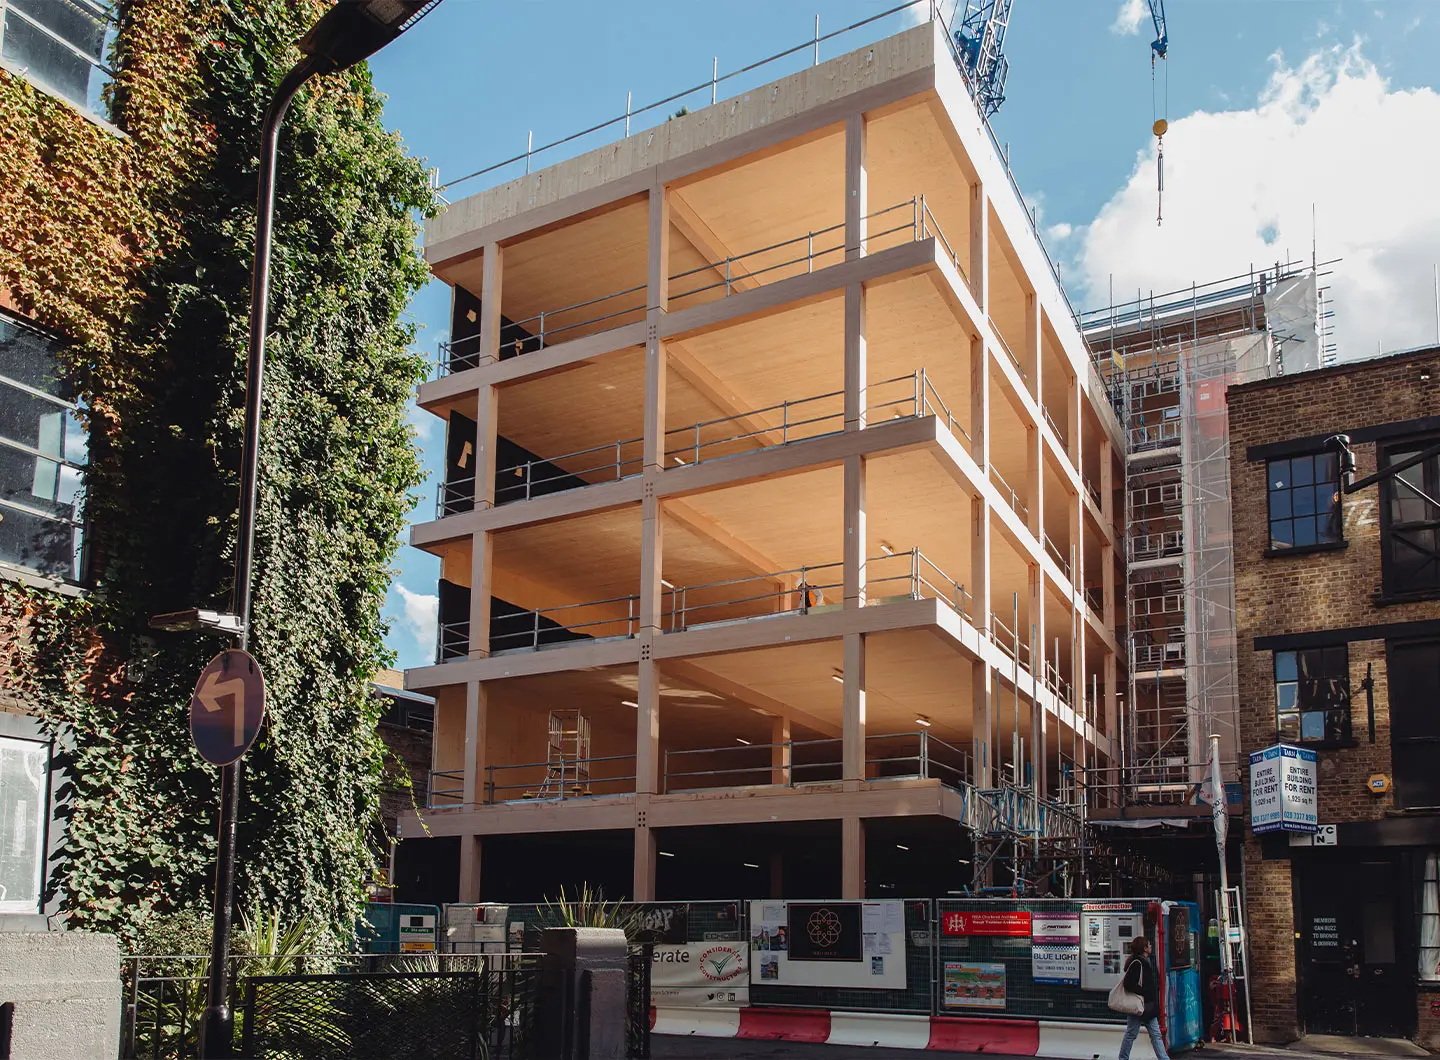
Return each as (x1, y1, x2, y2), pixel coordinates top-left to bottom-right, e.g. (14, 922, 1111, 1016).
(662, 729, 973, 793)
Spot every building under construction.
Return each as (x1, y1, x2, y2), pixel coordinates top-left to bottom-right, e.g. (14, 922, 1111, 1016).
(1080, 263, 1328, 823)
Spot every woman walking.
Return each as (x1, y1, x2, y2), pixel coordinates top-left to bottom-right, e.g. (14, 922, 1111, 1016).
(1118, 935, 1171, 1060)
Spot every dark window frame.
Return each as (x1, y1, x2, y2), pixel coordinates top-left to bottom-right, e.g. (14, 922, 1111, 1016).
(1266, 451, 1343, 554)
(1274, 644, 1353, 748)
(1383, 637, 1440, 810)
(1379, 436, 1440, 602)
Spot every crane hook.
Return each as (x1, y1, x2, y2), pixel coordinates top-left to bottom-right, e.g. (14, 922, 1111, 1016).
(1153, 118, 1168, 227)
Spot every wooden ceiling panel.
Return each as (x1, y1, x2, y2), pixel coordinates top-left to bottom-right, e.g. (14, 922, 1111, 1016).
(866, 100, 971, 267)
(674, 128, 847, 266)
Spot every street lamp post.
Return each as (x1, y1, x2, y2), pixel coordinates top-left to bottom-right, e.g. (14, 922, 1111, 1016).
(185, 3, 442, 1056)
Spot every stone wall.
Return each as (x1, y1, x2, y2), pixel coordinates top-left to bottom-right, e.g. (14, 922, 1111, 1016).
(0, 929, 120, 1060)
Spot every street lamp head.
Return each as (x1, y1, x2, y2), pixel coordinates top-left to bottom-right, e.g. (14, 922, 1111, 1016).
(298, 0, 443, 74)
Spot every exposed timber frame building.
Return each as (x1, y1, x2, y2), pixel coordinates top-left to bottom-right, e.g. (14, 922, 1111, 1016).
(401, 15, 1128, 903)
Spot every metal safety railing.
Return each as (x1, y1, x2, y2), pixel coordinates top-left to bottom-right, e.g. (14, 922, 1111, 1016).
(662, 547, 971, 632)
(662, 730, 973, 794)
(492, 595, 639, 653)
(485, 753, 638, 803)
(425, 371, 969, 515)
(429, 768, 465, 807)
(1041, 532, 1072, 579)
(988, 465, 1028, 520)
(434, 193, 969, 379)
(436, 474, 476, 519)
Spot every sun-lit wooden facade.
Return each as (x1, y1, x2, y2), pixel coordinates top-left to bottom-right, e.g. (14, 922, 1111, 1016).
(402, 20, 1125, 902)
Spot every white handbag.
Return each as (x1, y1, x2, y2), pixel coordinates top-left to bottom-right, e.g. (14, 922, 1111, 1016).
(1107, 960, 1145, 1015)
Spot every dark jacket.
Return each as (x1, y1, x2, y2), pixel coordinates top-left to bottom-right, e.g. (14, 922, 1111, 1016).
(1122, 954, 1160, 1021)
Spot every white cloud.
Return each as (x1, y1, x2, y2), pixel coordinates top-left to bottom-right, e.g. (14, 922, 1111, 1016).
(1047, 221, 1073, 241)
(899, 0, 933, 29)
(393, 583, 439, 650)
(1111, 0, 1149, 37)
(1075, 43, 1440, 361)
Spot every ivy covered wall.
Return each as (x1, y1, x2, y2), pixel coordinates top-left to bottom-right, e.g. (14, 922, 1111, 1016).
(0, 0, 434, 946)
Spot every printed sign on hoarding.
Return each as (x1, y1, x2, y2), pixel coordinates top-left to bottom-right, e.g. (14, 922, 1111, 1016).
(943, 962, 1007, 1009)
(748, 900, 908, 990)
(1249, 744, 1318, 834)
(398, 914, 436, 953)
(651, 942, 748, 1008)
(941, 910, 1032, 937)
(1031, 912, 1080, 985)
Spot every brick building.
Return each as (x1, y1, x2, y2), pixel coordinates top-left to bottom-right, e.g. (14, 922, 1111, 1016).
(1228, 347, 1440, 1046)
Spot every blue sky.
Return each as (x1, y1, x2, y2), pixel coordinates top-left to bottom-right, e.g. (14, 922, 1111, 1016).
(368, 0, 1440, 669)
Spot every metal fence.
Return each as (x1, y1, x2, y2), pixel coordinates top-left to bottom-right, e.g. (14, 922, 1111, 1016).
(239, 963, 539, 1060)
(121, 953, 540, 1060)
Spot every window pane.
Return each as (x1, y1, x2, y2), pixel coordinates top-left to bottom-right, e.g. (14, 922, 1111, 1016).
(0, 316, 65, 395)
(1325, 709, 1351, 743)
(1292, 457, 1315, 487)
(1294, 486, 1317, 517)
(1271, 520, 1293, 548)
(1276, 651, 1299, 682)
(1391, 531, 1440, 593)
(1301, 712, 1326, 741)
(0, 734, 48, 913)
(1318, 484, 1339, 512)
(1278, 712, 1301, 742)
(1294, 517, 1318, 547)
(1276, 682, 1299, 711)
(1394, 743, 1440, 810)
(0, 9, 97, 109)
(1315, 451, 1337, 481)
(1319, 508, 1343, 544)
(1270, 460, 1291, 491)
(1271, 490, 1292, 519)
(0, 503, 80, 579)
(0, 384, 70, 453)
(1324, 646, 1348, 678)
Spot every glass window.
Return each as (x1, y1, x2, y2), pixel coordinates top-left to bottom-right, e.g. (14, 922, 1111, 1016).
(1421, 852, 1440, 982)
(0, 733, 48, 914)
(0, 0, 113, 117)
(1274, 646, 1351, 745)
(0, 312, 87, 581)
(1268, 453, 1342, 551)
(1381, 441, 1440, 598)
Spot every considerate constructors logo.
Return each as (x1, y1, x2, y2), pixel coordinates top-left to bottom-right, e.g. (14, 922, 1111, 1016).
(699, 946, 745, 982)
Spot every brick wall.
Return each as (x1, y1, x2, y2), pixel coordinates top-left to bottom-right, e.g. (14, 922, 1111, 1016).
(1227, 347, 1440, 1043)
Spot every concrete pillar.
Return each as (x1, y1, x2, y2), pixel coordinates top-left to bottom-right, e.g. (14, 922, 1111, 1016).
(845, 113, 867, 259)
(459, 834, 482, 903)
(539, 927, 629, 1060)
(842, 816, 866, 899)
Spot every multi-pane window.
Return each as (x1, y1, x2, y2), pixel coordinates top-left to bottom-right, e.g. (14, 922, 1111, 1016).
(1381, 441, 1440, 598)
(0, 0, 113, 117)
(0, 312, 86, 581)
(1268, 453, 1342, 550)
(1274, 646, 1351, 744)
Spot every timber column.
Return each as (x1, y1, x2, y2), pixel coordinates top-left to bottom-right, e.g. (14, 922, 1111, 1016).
(634, 181, 670, 901)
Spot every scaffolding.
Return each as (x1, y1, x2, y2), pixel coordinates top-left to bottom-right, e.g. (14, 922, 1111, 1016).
(527, 709, 592, 799)
(1082, 262, 1326, 802)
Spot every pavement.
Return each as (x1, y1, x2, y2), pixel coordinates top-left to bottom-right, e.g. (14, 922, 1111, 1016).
(652, 1037, 1434, 1060)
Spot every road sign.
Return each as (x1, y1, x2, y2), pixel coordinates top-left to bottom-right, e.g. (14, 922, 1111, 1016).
(190, 649, 266, 766)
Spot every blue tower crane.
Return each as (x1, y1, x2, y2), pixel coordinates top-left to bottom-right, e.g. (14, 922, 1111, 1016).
(953, 0, 1012, 118)
(1148, 0, 1169, 59)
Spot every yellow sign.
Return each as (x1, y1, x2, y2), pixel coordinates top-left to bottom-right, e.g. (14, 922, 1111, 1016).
(1368, 774, 1391, 794)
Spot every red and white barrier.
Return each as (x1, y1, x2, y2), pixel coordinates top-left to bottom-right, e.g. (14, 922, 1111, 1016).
(653, 1007, 1163, 1057)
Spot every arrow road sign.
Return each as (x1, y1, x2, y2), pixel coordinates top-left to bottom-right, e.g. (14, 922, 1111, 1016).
(190, 649, 266, 766)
